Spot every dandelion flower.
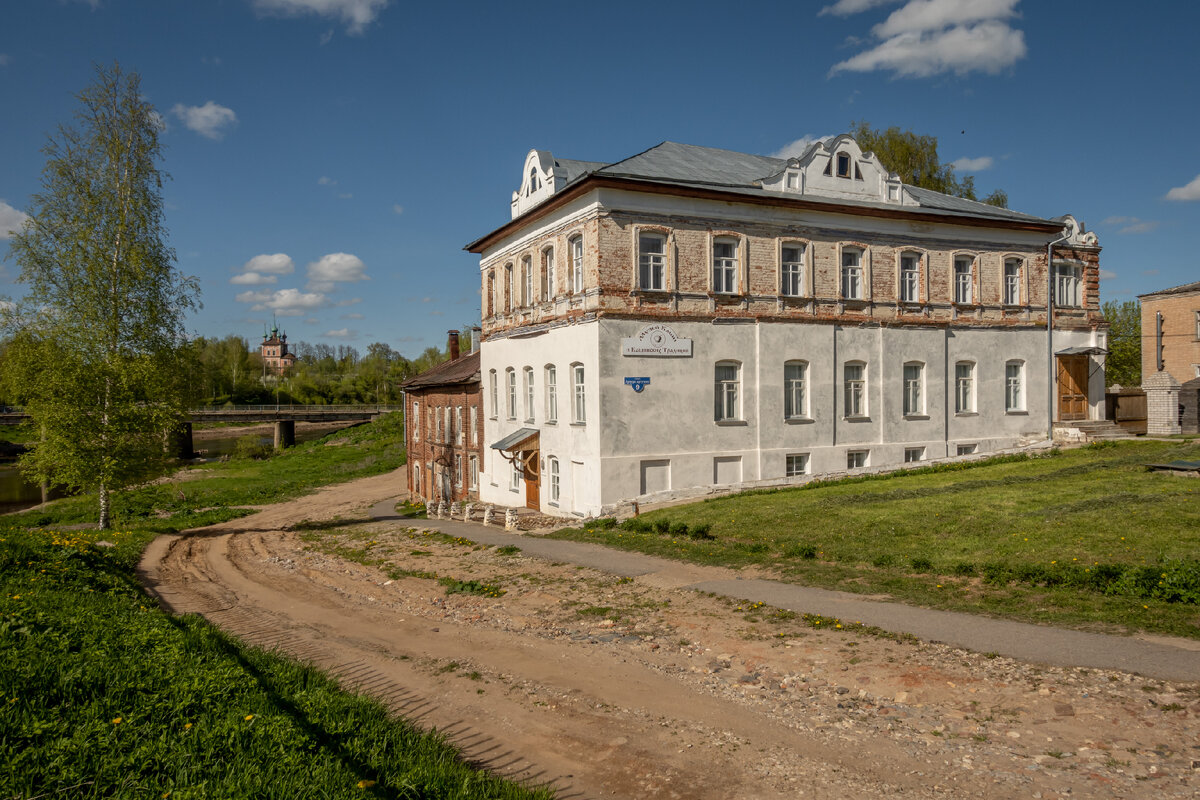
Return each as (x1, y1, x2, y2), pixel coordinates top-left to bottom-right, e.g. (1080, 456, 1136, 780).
(357, 780, 377, 789)
(112, 717, 122, 724)
(244, 714, 254, 721)
(184, 723, 192, 730)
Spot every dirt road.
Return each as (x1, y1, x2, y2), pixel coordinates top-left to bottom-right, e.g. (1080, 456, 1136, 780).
(140, 468, 1199, 799)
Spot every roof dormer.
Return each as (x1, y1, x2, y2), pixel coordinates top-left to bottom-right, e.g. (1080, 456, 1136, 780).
(511, 149, 561, 218)
(760, 134, 913, 206)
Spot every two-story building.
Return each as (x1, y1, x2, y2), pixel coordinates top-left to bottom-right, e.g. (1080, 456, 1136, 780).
(467, 135, 1107, 517)
(1139, 280, 1200, 433)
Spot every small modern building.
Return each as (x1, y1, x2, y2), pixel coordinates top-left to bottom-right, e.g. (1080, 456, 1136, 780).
(1139, 280, 1200, 433)
(400, 331, 484, 504)
(467, 135, 1108, 517)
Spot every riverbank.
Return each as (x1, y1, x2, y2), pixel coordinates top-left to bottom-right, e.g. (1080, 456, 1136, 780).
(191, 419, 362, 441)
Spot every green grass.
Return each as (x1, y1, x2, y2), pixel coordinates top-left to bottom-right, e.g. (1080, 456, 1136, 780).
(552, 440, 1200, 638)
(6, 412, 407, 533)
(0, 524, 550, 799)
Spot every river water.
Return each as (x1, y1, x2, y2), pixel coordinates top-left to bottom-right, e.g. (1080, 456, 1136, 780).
(0, 425, 345, 514)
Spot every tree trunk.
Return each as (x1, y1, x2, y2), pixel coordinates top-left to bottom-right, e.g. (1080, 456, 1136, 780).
(98, 483, 110, 530)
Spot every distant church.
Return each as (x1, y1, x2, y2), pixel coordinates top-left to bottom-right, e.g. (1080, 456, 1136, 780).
(261, 321, 297, 374)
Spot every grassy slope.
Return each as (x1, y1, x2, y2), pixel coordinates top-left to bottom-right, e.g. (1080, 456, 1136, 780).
(552, 440, 1200, 638)
(0, 414, 551, 799)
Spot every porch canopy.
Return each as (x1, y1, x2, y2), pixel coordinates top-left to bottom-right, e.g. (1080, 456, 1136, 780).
(1056, 346, 1107, 356)
(490, 427, 539, 452)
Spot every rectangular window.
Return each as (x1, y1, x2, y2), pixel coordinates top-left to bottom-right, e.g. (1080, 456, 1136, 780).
(844, 362, 866, 418)
(784, 361, 807, 419)
(469, 406, 478, 445)
(521, 256, 532, 306)
(444, 407, 452, 444)
(489, 370, 498, 419)
(506, 369, 517, 419)
(541, 249, 554, 300)
(785, 453, 809, 477)
(469, 455, 478, 490)
(549, 457, 560, 502)
(454, 454, 462, 489)
(455, 406, 463, 445)
(638, 234, 666, 290)
(900, 253, 919, 303)
(413, 464, 421, 493)
(545, 365, 558, 423)
(903, 363, 924, 416)
(955, 362, 975, 413)
(1005, 361, 1025, 412)
(954, 256, 974, 304)
(781, 245, 804, 296)
(847, 450, 868, 469)
(1004, 258, 1021, 305)
(841, 249, 862, 300)
(957, 443, 977, 456)
(1195, 311, 1200, 340)
(412, 401, 420, 441)
(1054, 263, 1082, 307)
(572, 364, 586, 424)
(714, 362, 740, 421)
(712, 240, 738, 294)
(570, 236, 583, 294)
(510, 461, 521, 492)
(505, 265, 513, 311)
(904, 447, 924, 463)
(523, 367, 535, 423)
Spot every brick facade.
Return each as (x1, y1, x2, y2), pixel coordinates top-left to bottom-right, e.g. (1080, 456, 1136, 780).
(1139, 282, 1200, 433)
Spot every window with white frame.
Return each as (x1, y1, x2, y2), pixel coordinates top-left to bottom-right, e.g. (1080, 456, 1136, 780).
(571, 363, 586, 424)
(455, 406, 463, 445)
(714, 361, 741, 422)
(1004, 258, 1022, 305)
(548, 456, 560, 502)
(955, 361, 976, 413)
(545, 364, 558, 423)
(781, 244, 804, 297)
(900, 252, 920, 303)
(434, 406, 442, 441)
(903, 361, 924, 416)
(510, 461, 521, 491)
(784, 360, 808, 419)
(469, 406, 478, 445)
(504, 264, 513, 311)
(904, 447, 924, 463)
(841, 247, 863, 300)
(1005, 360, 1025, 412)
(569, 235, 583, 294)
(506, 368, 517, 419)
(469, 455, 478, 490)
(413, 463, 421, 493)
(454, 454, 462, 489)
(541, 247, 554, 300)
(785, 453, 809, 477)
(521, 255, 533, 306)
(712, 238, 738, 294)
(847, 450, 869, 469)
(954, 256, 974, 304)
(412, 400, 420, 441)
(443, 407, 451, 444)
(957, 443, 977, 456)
(488, 370, 498, 419)
(638, 232, 666, 290)
(1054, 263, 1082, 307)
(844, 361, 867, 418)
(523, 366, 534, 423)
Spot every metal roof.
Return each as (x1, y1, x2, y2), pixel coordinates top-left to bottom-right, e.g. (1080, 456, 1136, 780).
(490, 427, 539, 452)
(1138, 280, 1200, 299)
(399, 350, 480, 390)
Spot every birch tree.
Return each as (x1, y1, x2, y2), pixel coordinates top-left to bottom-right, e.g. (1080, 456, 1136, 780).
(2, 65, 198, 529)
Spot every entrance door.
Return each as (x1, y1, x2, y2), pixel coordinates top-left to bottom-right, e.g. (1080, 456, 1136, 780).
(1057, 356, 1088, 421)
(523, 451, 540, 510)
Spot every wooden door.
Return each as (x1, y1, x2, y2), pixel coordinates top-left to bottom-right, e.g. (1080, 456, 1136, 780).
(1057, 356, 1088, 421)
(523, 451, 540, 510)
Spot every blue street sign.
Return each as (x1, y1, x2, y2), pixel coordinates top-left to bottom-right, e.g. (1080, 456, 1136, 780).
(624, 377, 651, 393)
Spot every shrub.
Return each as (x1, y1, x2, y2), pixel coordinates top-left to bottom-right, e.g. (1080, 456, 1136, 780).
(587, 517, 618, 530)
(233, 435, 272, 460)
(784, 543, 818, 560)
(669, 521, 690, 538)
(652, 518, 672, 535)
(951, 561, 977, 577)
(910, 556, 933, 572)
(872, 553, 895, 568)
(620, 517, 651, 533)
(688, 523, 714, 540)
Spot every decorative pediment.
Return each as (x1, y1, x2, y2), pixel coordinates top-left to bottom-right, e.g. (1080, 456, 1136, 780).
(761, 134, 912, 206)
(511, 149, 560, 218)
(1056, 214, 1100, 247)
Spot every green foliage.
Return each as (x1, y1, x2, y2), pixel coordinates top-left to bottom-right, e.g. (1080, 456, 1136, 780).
(849, 121, 1008, 208)
(1101, 299, 1141, 388)
(232, 434, 273, 461)
(438, 577, 505, 597)
(0, 525, 549, 799)
(1, 65, 198, 529)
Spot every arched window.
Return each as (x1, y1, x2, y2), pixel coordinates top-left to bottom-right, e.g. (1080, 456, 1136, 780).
(488, 370, 498, 419)
(504, 263, 514, 312)
(899, 252, 921, 303)
(505, 367, 517, 419)
(541, 247, 555, 300)
(714, 361, 741, 421)
(569, 235, 583, 294)
(521, 255, 532, 307)
(781, 243, 804, 297)
(545, 364, 558, 423)
(954, 255, 975, 304)
(784, 360, 808, 419)
(528, 167, 540, 194)
(1003, 258, 1022, 305)
(485, 269, 495, 317)
(548, 456, 560, 502)
(523, 366, 535, 423)
(571, 363, 586, 424)
(841, 247, 863, 300)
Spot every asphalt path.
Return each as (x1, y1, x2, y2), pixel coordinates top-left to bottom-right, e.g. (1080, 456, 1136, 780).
(371, 500, 1200, 682)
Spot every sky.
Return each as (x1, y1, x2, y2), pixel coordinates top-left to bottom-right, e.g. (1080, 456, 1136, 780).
(2, 0, 1199, 358)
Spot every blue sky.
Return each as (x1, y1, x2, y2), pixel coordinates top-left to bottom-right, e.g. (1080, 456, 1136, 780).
(2, 0, 1198, 357)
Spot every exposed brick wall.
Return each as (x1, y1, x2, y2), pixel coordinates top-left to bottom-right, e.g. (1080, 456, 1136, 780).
(1140, 290, 1200, 384)
(404, 382, 484, 505)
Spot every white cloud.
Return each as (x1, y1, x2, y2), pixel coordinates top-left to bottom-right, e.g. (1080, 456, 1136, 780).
(819, 0, 901, 15)
(829, 0, 1026, 78)
(240, 287, 328, 316)
(769, 135, 833, 159)
(242, 253, 295, 275)
(0, 200, 29, 239)
(950, 155, 994, 172)
(303, 317, 320, 324)
(1165, 173, 1200, 202)
(335, 297, 362, 307)
(340, 312, 365, 320)
(336, 192, 353, 200)
(318, 176, 336, 186)
(324, 327, 355, 338)
(1099, 269, 1117, 280)
(235, 290, 274, 304)
(252, 0, 390, 35)
(319, 28, 335, 45)
(1102, 216, 1160, 235)
(230, 271, 278, 286)
(392, 204, 404, 215)
(171, 101, 237, 139)
(306, 252, 367, 292)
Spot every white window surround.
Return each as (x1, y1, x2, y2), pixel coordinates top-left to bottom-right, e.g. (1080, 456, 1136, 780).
(638, 231, 667, 291)
(955, 361, 976, 414)
(488, 370, 498, 419)
(469, 455, 478, 491)
(847, 450, 869, 469)
(571, 363, 586, 424)
(1005, 360, 1026, 413)
(506, 368, 517, 419)
(1054, 262, 1083, 308)
(523, 367, 535, 423)
(903, 361, 925, 417)
(841, 246, 864, 300)
(714, 360, 741, 422)
(785, 453, 809, 477)
(545, 364, 558, 424)
(781, 242, 805, 297)
(904, 447, 924, 463)
(954, 255, 975, 305)
(455, 406, 463, 446)
(521, 255, 533, 307)
(549, 456, 560, 502)
(569, 235, 584, 294)
(784, 360, 808, 420)
(1003, 257, 1022, 306)
(541, 247, 554, 300)
(899, 252, 921, 304)
(957, 443, 978, 456)
(504, 264, 514, 312)
(510, 461, 521, 492)
(712, 237, 739, 294)
(469, 406, 478, 446)
(844, 361, 867, 418)
(412, 400, 420, 441)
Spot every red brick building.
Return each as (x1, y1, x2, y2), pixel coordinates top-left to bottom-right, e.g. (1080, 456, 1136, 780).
(401, 332, 483, 504)
(1139, 280, 1200, 433)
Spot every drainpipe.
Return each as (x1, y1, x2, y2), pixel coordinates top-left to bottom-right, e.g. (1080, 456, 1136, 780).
(1046, 227, 1073, 441)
